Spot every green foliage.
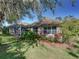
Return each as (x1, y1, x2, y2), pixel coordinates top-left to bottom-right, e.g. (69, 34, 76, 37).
(20, 30, 45, 47)
(62, 19, 79, 58)
(0, 0, 77, 22)
(0, 37, 2, 45)
(8, 13, 19, 22)
(67, 38, 79, 58)
(62, 19, 79, 43)
(2, 27, 10, 35)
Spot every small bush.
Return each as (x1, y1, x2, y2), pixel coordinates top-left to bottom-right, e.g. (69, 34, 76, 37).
(20, 31, 46, 47)
(2, 27, 10, 36)
(0, 37, 2, 45)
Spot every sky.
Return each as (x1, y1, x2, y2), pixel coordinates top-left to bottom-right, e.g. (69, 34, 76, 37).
(3, 0, 79, 26)
(21, 0, 79, 24)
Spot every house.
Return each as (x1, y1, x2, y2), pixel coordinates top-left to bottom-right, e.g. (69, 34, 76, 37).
(9, 17, 62, 38)
(9, 22, 29, 36)
(27, 17, 62, 38)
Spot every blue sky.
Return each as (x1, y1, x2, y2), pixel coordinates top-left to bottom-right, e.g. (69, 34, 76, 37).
(21, 0, 79, 24)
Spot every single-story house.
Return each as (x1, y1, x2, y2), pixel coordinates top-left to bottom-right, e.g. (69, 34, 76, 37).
(27, 17, 62, 38)
(9, 17, 62, 38)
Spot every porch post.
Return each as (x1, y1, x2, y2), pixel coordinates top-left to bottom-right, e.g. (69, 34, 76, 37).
(37, 28, 41, 35)
(42, 27, 44, 35)
(51, 26, 52, 34)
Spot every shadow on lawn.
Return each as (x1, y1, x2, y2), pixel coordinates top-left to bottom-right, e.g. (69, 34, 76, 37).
(68, 51, 79, 58)
(0, 35, 40, 59)
(0, 42, 26, 59)
(67, 40, 79, 58)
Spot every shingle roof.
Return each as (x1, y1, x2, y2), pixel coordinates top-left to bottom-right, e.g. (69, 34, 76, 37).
(9, 22, 29, 27)
(9, 17, 62, 27)
(31, 17, 62, 27)
(17, 22, 29, 26)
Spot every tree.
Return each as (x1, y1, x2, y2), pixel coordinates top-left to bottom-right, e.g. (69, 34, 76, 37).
(62, 17, 79, 43)
(0, 0, 77, 22)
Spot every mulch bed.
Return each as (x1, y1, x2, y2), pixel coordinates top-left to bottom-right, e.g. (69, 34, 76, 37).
(40, 40, 73, 49)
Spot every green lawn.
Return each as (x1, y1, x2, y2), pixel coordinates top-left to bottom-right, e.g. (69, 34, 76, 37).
(0, 36, 77, 59)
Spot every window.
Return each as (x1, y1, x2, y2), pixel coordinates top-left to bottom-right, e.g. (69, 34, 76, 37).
(52, 27, 56, 34)
(44, 27, 51, 34)
(52, 29, 56, 34)
(43, 26, 56, 34)
(47, 27, 51, 34)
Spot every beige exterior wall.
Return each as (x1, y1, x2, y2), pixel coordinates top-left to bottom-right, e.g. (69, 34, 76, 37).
(56, 27, 62, 33)
(38, 27, 44, 35)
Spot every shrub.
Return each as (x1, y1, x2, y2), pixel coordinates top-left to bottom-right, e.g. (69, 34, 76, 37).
(0, 37, 2, 45)
(20, 30, 45, 47)
(62, 20, 79, 43)
(2, 27, 10, 35)
(54, 33, 63, 43)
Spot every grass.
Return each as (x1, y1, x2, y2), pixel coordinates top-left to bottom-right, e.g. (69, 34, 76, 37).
(0, 35, 77, 59)
(67, 40, 79, 58)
